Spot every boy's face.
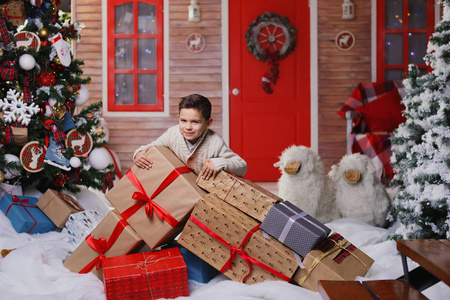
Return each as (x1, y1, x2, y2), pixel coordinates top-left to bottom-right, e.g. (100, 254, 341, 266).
(178, 108, 212, 144)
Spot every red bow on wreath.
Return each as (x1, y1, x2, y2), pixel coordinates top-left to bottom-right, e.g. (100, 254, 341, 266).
(262, 50, 281, 94)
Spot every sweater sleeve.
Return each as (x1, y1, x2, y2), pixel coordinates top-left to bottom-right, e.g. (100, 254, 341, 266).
(132, 126, 175, 159)
(209, 138, 247, 177)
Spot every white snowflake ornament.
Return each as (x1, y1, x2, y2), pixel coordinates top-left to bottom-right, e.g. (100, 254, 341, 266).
(0, 89, 40, 126)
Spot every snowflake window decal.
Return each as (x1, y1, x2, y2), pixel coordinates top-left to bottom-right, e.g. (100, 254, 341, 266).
(0, 88, 39, 126)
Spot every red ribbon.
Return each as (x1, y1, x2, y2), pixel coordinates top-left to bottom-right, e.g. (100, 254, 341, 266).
(189, 215, 291, 283)
(43, 119, 66, 144)
(0, 16, 12, 46)
(79, 219, 129, 273)
(5, 195, 38, 233)
(103, 146, 122, 179)
(120, 167, 190, 228)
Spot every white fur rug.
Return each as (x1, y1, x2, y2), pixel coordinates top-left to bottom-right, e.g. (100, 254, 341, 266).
(0, 189, 448, 300)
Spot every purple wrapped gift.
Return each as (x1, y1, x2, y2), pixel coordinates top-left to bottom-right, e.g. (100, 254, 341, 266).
(260, 201, 331, 258)
(0, 194, 55, 234)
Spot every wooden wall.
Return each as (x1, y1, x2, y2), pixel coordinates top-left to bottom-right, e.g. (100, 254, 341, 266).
(317, 0, 372, 171)
(73, 0, 373, 177)
(73, 0, 223, 173)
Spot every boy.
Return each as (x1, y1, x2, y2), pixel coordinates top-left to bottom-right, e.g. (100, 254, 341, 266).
(134, 94, 247, 180)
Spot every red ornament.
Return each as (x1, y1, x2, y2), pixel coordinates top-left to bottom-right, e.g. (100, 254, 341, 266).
(49, 62, 64, 74)
(53, 173, 65, 186)
(36, 71, 57, 87)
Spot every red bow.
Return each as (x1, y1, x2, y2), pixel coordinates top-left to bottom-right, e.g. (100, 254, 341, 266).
(121, 167, 191, 228)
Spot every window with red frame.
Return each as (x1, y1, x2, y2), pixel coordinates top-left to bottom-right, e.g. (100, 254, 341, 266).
(107, 0, 163, 112)
(377, 0, 435, 81)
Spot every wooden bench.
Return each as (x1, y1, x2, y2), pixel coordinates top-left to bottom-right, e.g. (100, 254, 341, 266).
(318, 279, 428, 300)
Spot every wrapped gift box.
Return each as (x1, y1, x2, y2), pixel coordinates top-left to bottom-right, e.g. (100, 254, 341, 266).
(291, 232, 374, 291)
(102, 248, 189, 300)
(0, 0, 26, 26)
(62, 208, 106, 253)
(260, 201, 331, 258)
(37, 189, 85, 228)
(179, 245, 219, 283)
(63, 210, 143, 280)
(0, 194, 54, 234)
(178, 194, 298, 284)
(196, 170, 282, 222)
(105, 145, 206, 249)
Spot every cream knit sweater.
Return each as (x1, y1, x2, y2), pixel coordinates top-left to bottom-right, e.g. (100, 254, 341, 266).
(134, 125, 247, 176)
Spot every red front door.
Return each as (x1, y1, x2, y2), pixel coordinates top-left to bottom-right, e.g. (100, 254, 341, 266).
(229, 0, 311, 181)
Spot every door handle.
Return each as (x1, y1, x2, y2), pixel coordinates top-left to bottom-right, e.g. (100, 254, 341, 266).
(232, 88, 240, 96)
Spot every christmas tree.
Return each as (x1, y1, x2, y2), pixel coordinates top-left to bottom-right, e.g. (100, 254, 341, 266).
(389, 0, 450, 239)
(0, 1, 118, 194)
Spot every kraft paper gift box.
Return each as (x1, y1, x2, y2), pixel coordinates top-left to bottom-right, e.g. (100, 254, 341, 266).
(196, 170, 282, 222)
(0, 112, 28, 146)
(102, 247, 189, 300)
(37, 189, 85, 228)
(0, 194, 55, 234)
(105, 145, 206, 249)
(260, 201, 331, 258)
(178, 194, 298, 284)
(0, 0, 26, 26)
(291, 232, 374, 292)
(63, 210, 143, 280)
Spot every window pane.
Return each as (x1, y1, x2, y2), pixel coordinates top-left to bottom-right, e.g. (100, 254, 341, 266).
(115, 74, 134, 105)
(385, 69, 404, 80)
(385, 0, 403, 29)
(408, 0, 427, 29)
(115, 39, 133, 69)
(385, 34, 403, 65)
(138, 3, 156, 34)
(408, 33, 427, 64)
(138, 74, 156, 105)
(138, 39, 156, 70)
(115, 3, 133, 34)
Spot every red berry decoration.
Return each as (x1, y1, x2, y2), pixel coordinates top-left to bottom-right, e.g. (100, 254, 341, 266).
(53, 173, 65, 186)
(36, 71, 57, 87)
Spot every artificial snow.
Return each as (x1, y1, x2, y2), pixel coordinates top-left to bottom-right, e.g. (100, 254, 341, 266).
(0, 188, 449, 300)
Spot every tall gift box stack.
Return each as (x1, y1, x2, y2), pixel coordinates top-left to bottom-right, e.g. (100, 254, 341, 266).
(105, 145, 207, 249)
(63, 210, 143, 279)
(178, 194, 298, 284)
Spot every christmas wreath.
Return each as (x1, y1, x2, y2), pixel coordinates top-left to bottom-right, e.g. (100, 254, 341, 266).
(245, 12, 297, 94)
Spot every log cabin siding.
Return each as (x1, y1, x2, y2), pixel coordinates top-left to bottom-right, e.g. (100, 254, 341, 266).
(73, 0, 370, 176)
(317, 0, 372, 171)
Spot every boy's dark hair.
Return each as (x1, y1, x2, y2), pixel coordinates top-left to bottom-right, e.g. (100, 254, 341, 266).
(179, 94, 212, 120)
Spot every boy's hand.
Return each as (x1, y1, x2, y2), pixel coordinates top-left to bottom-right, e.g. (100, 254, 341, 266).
(200, 159, 217, 180)
(135, 146, 153, 169)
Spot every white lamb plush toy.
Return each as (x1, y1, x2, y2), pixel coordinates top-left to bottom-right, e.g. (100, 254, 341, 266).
(274, 145, 340, 223)
(328, 153, 391, 227)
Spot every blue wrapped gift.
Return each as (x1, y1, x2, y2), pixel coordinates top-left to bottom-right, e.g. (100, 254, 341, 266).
(0, 194, 55, 234)
(179, 246, 219, 283)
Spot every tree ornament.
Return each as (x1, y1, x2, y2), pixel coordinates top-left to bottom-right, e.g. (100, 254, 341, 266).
(38, 27, 49, 39)
(69, 156, 82, 168)
(19, 141, 47, 173)
(49, 33, 71, 67)
(14, 32, 41, 51)
(0, 89, 40, 126)
(44, 136, 71, 171)
(0, 48, 3, 57)
(19, 54, 36, 71)
(54, 56, 61, 65)
(245, 12, 297, 94)
(53, 173, 65, 187)
(36, 71, 57, 87)
(0, 170, 4, 183)
(52, 102, 67, 119)
(3, 154, 21, 179)
(89, 147, 112, 170)
(0, 61, 17, 81)
(66, 129, 93, 157)
(74, 84, 89, 106)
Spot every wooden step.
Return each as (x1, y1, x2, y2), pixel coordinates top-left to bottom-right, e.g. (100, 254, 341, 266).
(318, 280, 428, 300)
(362, 280, 429, 300)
